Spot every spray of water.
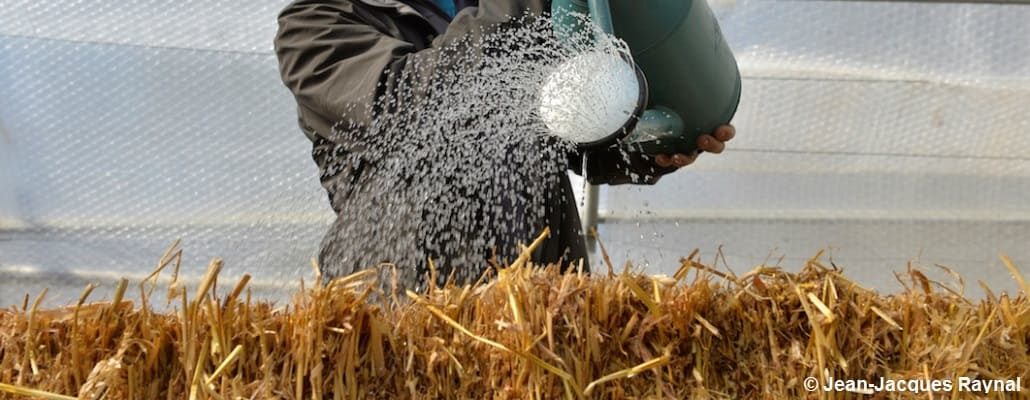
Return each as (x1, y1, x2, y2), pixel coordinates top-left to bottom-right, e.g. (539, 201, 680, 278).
(315, 14, 645, 292)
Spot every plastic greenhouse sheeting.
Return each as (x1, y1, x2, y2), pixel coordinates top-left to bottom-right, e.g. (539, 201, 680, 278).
(597, 0, 1030, 298)
(2, 0, 1029, 307)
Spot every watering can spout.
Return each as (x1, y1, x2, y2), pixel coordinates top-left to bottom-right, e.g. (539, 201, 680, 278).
(550, 0, 741, 154)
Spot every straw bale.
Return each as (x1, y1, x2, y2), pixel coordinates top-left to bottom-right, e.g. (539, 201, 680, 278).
(1, 239, 1028, 399)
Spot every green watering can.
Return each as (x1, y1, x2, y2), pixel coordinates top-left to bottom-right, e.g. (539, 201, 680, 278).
(542, 0, 742, 155)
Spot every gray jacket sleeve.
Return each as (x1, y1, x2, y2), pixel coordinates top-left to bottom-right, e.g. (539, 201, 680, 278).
(569, 145, 677, 186)
(274, 0, 550, 132)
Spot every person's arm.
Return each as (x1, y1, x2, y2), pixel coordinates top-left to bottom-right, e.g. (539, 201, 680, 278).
(572, 125, 736, 185)
(274, 0, 550, 132)
(580, 145, 683, 185)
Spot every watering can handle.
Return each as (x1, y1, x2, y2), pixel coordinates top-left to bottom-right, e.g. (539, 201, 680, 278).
(588, 0, 614, 34)
(551, 0, 613, 35)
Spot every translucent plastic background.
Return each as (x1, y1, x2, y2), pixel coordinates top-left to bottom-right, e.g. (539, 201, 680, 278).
(598, 0, 1030, 297)
(2, 0, 1029, 307)
(0, 1, 330, 306)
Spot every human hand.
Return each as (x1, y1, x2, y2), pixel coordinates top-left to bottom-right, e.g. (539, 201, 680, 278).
(653, 124, 736, 168)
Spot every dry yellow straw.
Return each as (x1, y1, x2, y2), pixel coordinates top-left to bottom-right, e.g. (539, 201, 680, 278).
(0, 383, 76, 400)
(1, 242, 1028, 399)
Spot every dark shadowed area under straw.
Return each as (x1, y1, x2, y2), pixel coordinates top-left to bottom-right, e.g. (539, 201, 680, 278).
(1, 230, 1028, 399)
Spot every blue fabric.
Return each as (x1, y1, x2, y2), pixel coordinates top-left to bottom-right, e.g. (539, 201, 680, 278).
(434, 0, 456, 17)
